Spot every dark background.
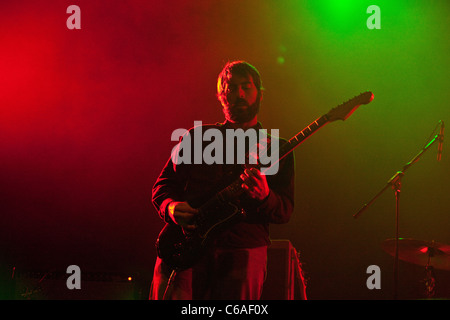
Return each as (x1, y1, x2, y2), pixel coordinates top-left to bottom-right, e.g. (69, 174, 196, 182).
(1, 1, 449, 299)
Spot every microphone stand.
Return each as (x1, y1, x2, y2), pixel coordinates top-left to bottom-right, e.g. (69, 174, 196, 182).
(353, 130, 443, 299)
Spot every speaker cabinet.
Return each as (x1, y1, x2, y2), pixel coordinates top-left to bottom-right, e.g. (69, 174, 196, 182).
(262, 239, 307, 300)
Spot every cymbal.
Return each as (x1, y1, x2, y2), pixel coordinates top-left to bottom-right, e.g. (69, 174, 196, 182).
(382, 238, 450, 271)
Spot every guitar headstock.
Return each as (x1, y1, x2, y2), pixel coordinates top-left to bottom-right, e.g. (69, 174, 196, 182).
(326, 91, 374, 122)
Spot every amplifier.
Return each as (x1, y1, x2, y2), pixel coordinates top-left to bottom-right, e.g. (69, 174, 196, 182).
(261, 239, 307, 300)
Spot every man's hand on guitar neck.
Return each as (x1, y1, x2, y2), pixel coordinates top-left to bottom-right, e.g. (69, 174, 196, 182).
(168, 201, 198, 233)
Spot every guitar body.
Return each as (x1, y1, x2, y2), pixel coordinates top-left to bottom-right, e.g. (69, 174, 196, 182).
(156, 223, 202, 271)
(156, 201, 242, 270)
(155, 91, 374, 271)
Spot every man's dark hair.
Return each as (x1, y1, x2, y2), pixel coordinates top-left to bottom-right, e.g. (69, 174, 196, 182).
(217, 61, 264, 106)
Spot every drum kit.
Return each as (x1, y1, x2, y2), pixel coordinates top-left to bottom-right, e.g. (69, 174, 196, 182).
(382, 238, 450, 298)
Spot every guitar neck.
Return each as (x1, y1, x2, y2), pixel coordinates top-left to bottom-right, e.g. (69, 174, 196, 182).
(194, 90, 373, 219)
(274, 114, 330, 164)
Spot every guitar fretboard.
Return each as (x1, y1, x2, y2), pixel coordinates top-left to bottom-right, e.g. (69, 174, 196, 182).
(279, 114, 329, 160)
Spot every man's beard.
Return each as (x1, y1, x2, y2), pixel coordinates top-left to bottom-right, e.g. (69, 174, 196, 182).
(223, 98, 260, 123)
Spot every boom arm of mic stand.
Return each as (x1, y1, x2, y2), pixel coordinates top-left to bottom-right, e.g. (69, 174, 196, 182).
(353, 133, 440, 219)
(353, 172, 402, 219)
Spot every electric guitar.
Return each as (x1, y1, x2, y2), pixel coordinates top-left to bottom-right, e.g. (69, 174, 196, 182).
(156, 91, 374, 271)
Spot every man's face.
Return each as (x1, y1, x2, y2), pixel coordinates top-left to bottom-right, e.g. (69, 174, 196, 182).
(221, 74, 260, 123)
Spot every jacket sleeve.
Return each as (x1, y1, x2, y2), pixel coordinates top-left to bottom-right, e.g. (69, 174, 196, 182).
(256, 150, 295, 224)
(151, 138, 188, 224)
